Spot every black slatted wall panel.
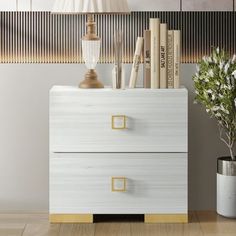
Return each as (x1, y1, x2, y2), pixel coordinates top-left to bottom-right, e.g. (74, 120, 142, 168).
(0, 12, 235, 63)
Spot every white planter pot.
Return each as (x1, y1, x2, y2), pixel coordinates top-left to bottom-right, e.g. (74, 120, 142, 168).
(217, 157, 236, 218)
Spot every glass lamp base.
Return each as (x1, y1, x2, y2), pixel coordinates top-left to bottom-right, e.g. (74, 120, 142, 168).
(79, 69, 104, 89)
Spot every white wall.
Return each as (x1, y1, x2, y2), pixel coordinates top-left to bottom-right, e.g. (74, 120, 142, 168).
(128, 0, 180, 11)
(0, 64, 233, 212)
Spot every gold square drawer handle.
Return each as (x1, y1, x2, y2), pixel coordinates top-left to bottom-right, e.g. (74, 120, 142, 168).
(111, 177, 127, 192)
(111, 115, 127, 130)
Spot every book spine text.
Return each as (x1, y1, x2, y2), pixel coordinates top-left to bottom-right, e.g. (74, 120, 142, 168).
(174, 30, 181, 89)
(160, 24, 167, 89)
(167, 30, 174, 89)
(144, 30, 151, 88)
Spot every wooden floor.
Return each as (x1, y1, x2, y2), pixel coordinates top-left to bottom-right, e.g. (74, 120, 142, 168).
(0, 211, 236, 236)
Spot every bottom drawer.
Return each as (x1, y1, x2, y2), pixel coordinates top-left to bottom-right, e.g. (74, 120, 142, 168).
(50, 153, 187, 214)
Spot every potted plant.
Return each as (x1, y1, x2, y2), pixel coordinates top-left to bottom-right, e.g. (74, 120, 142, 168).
(193, 48, 236, 218)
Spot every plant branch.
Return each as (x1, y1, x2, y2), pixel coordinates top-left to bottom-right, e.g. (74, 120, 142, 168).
(219, 125, 229, 147)
(219, 125, 236, 160)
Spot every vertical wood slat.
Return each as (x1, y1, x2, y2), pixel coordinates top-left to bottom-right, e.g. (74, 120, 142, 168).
(0, 12, 235, 64)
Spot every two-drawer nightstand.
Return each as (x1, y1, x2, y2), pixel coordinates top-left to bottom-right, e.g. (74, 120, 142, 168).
(49, 87, 188, 223)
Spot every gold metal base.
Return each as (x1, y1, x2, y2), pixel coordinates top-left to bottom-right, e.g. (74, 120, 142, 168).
(79, 69, 104, 89)
(50, 214, 93, 223)
(144, 214, 188, 223)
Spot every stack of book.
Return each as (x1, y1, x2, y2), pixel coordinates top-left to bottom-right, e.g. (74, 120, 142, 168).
(144, 18, 181, 89)
(129, 18, 181, 89)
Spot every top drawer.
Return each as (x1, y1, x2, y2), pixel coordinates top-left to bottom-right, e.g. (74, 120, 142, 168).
(50, 87, 188, 153)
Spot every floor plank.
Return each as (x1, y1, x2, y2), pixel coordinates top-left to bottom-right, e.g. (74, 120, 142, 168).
(0, 214, 48, 224)
(130, 212, 203, 236)
(0, 223, 25, 236)
(22, 223, 60, 236)
(0, 212, 235, 236)
(131, 223, 203, 236)
(95, 223, 131, 236)
(58, 224, 74, 236)
(182, 211, 204, 236)
(59, 224, 95, 236)
(197, 211, 236, 236)
(73, 224, 95, 236)
(131, 223, 164, 236)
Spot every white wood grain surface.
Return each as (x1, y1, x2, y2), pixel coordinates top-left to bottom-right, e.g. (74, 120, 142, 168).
(18, 0, 31, 11)
(128, 0, 181, 11)
(0, 0, 16, 11)
(50, 153, 188, 214)
(32, 0, 55, 11)
(182, 0, 233, 11)
(50, 87, 188, 153)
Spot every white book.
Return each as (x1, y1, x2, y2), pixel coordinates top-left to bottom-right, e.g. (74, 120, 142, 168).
(173, 30, 181, 89)
(160, 24, 167, 89)
(150, 18, 160, 89)
(129, 37, 144, 88)
(167, 30, 174, 89)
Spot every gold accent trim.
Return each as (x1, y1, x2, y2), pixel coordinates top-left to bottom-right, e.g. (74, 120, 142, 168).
(145, 214, 188, 223)
(49, 214, 93, 223)
(112, 115, 127, 130)
(111, 177, 127, 192)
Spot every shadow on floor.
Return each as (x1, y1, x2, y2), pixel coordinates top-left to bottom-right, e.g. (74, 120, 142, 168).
(94, 214, 144, 223)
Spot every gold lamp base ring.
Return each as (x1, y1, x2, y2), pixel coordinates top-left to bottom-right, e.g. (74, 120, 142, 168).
(79, 69, 104, 89)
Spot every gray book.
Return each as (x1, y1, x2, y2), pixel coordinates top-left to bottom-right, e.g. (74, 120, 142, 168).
(144, 30, 151, 88)
(160, 24, 168, 89)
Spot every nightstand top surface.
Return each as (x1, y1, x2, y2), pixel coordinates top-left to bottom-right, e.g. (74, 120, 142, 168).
(50, 86, 188, 93)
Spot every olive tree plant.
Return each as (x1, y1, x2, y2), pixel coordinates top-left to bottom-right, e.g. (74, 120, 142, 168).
(193, 48, 236, 161)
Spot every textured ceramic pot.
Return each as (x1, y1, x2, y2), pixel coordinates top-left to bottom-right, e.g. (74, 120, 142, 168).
(217, 157, 236, 218)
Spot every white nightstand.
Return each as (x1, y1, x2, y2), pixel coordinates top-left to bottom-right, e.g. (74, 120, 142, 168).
(49, 87, 188, 223)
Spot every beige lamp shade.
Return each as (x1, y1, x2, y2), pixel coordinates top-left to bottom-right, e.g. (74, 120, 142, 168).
(52, 0, 130, 14)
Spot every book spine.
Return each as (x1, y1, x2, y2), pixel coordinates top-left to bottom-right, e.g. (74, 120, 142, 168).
(143, 30, 151, 88)
(160, 24, 167, 89)
(173, 30, 181, 89)
(129, 37, 144, 88)
(150, 18, 160, 89)
(167, 30, 174, 89)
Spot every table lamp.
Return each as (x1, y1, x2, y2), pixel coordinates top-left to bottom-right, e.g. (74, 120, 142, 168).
(51, 0, 130, 88)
